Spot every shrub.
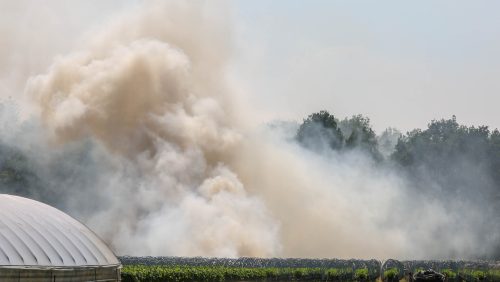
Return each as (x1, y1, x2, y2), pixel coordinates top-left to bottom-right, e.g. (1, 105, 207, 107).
(384, 268, 399, 282)
(355, 268, 369, 281)
(441, 269, 456, 280)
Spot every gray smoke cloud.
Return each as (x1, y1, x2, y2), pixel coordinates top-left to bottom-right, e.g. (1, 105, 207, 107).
(0, 1, 498, 260)
(23, 1, 281, 257)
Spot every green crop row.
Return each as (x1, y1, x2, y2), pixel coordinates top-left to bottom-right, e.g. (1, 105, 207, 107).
(384, 267, 500, 282)
(382, 268, 400, 282)
(434, 268, 500, 282)
(455, 269, 500, 282)
(121, 265, 378, 282)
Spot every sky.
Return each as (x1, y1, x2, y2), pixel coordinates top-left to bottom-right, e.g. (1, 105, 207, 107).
(231, 0, 500, 132)
(2, 0, 500, 259)
(2, 0, 500, 132)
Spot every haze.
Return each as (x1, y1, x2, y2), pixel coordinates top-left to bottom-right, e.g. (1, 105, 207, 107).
(2, 0, 500, 132)
(1, 1, 499, 260)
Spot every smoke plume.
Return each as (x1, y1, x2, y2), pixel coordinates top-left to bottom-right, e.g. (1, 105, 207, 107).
(0, 1, 497, 259)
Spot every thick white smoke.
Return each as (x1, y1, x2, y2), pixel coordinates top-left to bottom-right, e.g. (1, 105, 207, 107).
(26, 2, 280, 257)
(0, 1, 496, 259)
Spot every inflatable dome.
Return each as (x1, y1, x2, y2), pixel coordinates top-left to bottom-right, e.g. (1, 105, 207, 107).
(0, 194, 121, 281)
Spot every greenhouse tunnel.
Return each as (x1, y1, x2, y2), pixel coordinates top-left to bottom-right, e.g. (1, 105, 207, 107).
(0, 194, 121, 282)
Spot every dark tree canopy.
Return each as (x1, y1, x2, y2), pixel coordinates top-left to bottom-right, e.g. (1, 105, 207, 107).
(296, 110, 344, 151)
(339, 115, 382, 160)
(490, 129, 500, 185)
(0, 143, 41, 198)
(392, 116, 491, 167)
(377, 127, 401, 157)
(296, 111, 382, 160)
(391, 116, 500, 194)
(296, 112, 500, 195)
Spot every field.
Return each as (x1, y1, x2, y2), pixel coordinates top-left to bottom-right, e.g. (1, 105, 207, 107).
(119, 257, 500, 282)
(121, 265, 367, 282)
(120, 257, 380, 282)
(382, 259, 500, 282)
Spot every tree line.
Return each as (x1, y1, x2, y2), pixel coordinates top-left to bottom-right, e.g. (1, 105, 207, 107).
(296, 110, 500, 195)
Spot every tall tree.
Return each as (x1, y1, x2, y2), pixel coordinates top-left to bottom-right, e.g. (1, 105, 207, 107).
(296, 110, 344, 151)
(377, 127, 401, 158)
(339, 114, 382, 159)
(391, 116, 497, 192)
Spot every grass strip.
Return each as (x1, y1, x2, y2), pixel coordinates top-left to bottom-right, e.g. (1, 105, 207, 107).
(121, 265, 373, 282)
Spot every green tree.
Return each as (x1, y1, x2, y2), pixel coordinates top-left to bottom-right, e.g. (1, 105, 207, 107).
(392, 116, 491, 167)
(391, 116, 497, 192)
(339, 114, 382, 159)
(489, 129, 500, 186)
(296, 110, 344, 151)
(377, 127, 401, 158)
(0, 143, 41, 198)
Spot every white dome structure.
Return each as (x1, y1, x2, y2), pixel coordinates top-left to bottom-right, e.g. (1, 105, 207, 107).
(0, 194, 121, 281)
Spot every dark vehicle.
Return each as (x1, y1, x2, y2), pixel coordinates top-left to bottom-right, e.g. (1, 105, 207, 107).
(414, 269, 445, 282)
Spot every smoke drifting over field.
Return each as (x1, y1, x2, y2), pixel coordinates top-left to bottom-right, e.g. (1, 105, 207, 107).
(24, 2, 282, 257)
(0, 1, 499, 260)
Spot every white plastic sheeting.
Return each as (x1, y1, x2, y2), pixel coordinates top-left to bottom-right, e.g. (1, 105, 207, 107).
(0, 194, 119, 267)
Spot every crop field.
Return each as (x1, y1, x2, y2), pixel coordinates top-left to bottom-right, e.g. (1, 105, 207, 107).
(119, 257, 500, 282)
(382, 259, 500, 282)
(121, 265, 367, 282)
(119, 257, 380, 281)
